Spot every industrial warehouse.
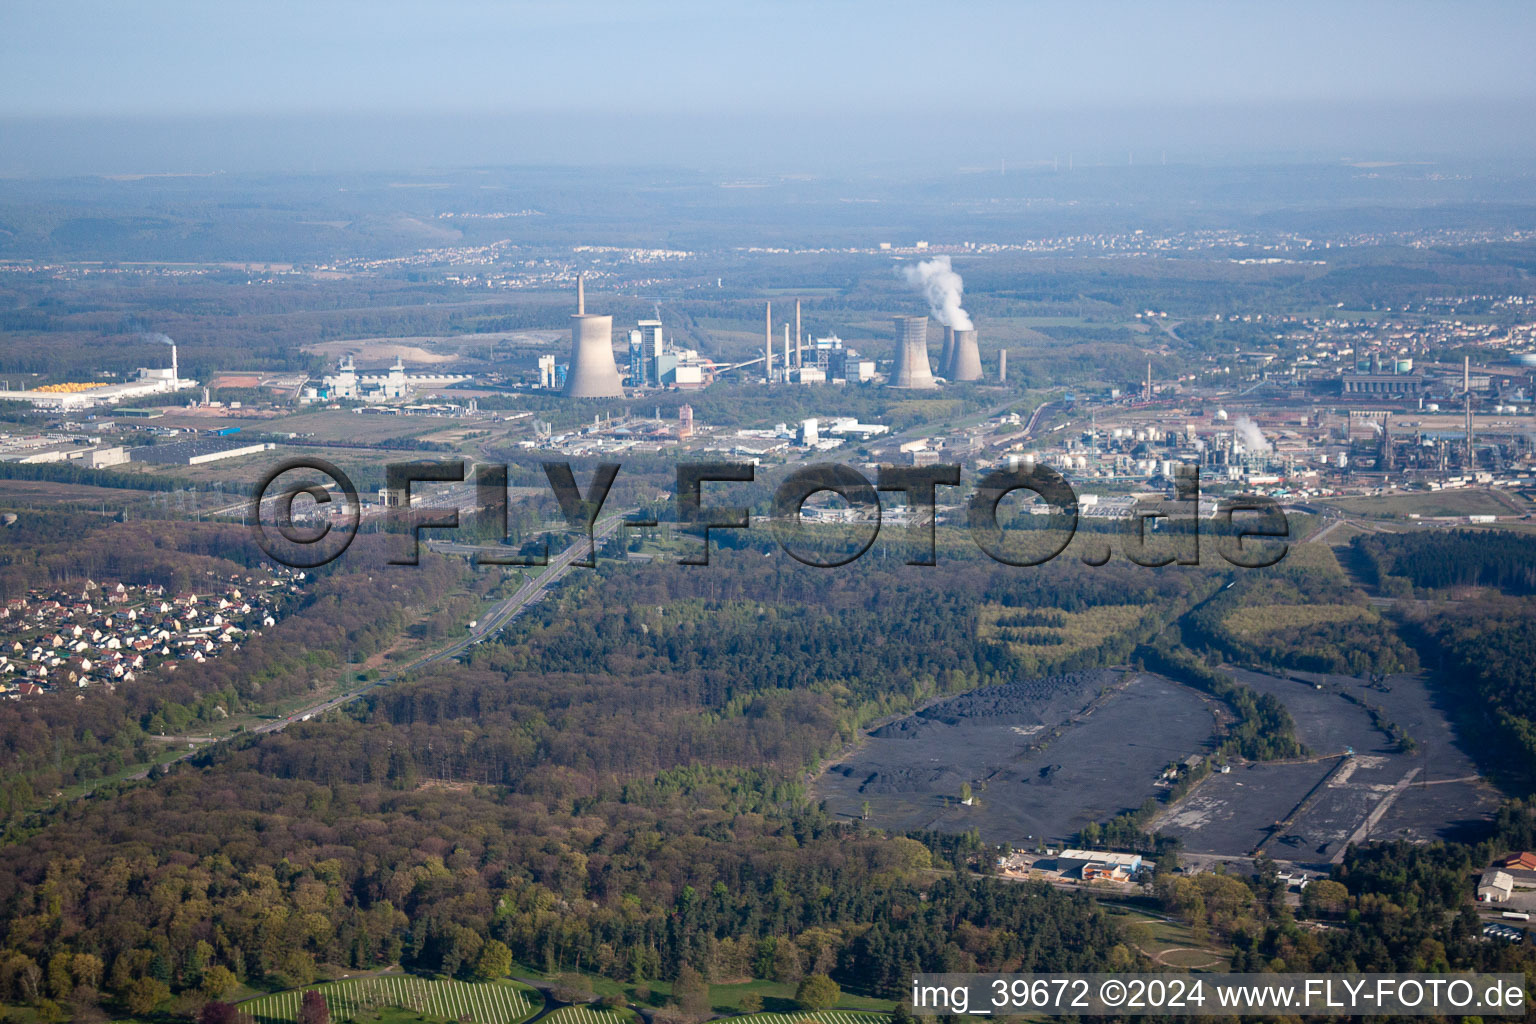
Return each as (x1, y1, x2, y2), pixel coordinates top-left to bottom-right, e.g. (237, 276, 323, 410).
(4, 336, 195, 410)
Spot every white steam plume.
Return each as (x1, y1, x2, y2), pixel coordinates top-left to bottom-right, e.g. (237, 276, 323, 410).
(1234, 416, 1271, 453)
(142, 332, 175, 346)
(899, 255, 973, 330)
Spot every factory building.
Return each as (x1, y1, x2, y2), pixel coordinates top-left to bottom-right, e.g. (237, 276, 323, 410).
(0, 436, 129, 467)
(798, 335, 868, 382)
(1478, 869, 1515, 903)
(1342, 372, 1424, 396)
(1054, 850, 1144, 881)
(9, 360, 193, 411)
(612, 313, 710, 389)
(822, 417, 889, 440)
(310, 356, 469, 403)
(129, 439, 274, 466)
(638, 319, 665, 386)
(627, 331, 644, 387)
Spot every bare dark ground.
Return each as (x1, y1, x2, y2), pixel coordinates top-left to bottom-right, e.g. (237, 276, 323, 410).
(815, 670, 1216, 845)
(1155, 667, 1501, 864)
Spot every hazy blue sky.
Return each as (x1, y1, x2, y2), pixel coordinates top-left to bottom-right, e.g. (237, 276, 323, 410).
(3, 1, 1535, 174)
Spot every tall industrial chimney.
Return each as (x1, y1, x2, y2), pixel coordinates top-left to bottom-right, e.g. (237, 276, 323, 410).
(998, 350, 1007, 383)
(794, 300, 802, 369)
(888, 316, 936, 389)
(171, 343, 178, 382)
(562, 278, 624, 398)
(938, 327, 955, 378)
(764, 302, 773, 383)
(949, 329, 982, 382)
(1464, 355, 1474, 467)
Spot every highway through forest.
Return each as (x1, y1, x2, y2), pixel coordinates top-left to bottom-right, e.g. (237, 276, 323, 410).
(125, 512, 632, 777)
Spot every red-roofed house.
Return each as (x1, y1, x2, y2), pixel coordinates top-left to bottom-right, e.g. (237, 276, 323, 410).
(1501, 851, 1536, 873)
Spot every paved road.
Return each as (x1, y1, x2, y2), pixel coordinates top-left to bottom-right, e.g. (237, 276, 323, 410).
(1333, 766, 1422, 863)
(251, 512, 631, 735)
(125, 513, 630, 776)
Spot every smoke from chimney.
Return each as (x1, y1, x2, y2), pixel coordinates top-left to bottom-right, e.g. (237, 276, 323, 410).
(142, 332, 177, 379)
(1234, 416, 1271, 453)
(899, 255, 973, 331)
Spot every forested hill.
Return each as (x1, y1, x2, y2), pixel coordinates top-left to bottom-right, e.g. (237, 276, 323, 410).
(0, 515, 471, 826)
(0, 547, 1212, 1018)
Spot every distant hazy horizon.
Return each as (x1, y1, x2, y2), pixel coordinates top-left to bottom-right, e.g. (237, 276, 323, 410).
(3, 1, 1536, 177)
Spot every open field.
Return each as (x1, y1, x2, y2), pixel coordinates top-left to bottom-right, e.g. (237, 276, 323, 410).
(816, 670, 1216, 844)
(513, 963, 898, 1015)
(155, 407, 480, 443)
(242, 975, 539, 1024)
(303, 331, 565, 365)
(1222, 603, 1375, 637)
(1320, 489, 1516, 519)
(980, 603, 1161, 673)
(730, 1012, 887, 1024)
(0, 478, 166, 507)
(128, 442, 467, 491)
(301, 336, 460, 364)
(540, 1006, 636, 1024)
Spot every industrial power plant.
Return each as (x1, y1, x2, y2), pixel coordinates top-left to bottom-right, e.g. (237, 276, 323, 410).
(888, 315, 937, 389)
(946, 328, 983, 382)
(890, 255, 983, 386)
(562, 275, 625, 399)
(534, 259, 991, 399)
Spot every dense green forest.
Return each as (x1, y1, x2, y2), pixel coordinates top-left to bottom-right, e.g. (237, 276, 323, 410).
(1355, 529, 1536, 595)
(1185, 545, 1418, 676)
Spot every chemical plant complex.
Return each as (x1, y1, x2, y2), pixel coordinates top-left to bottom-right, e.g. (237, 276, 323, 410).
(3, 258, 1536, 525)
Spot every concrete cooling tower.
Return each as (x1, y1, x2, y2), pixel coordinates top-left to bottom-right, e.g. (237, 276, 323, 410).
(888, 315, 936, 389)
(948, 328, 982, 381)
(938, 326, 955, 378)
(562, 275, 624, 398)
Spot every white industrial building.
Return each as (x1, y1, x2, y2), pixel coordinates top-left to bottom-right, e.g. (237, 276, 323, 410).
(1478, 869, 1515, 903)
(8, 365, 195, 411)
(0, 435, 129, 467)
(308, 356, 470, 404)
